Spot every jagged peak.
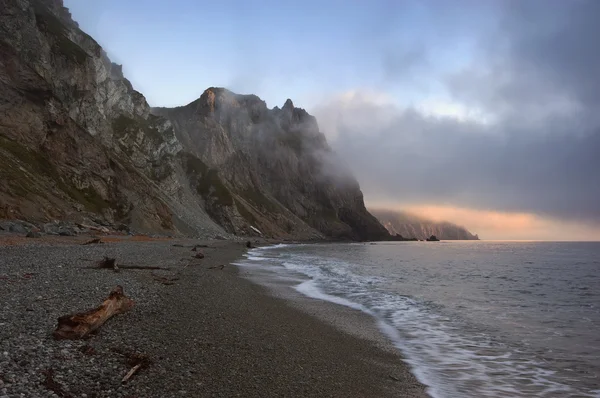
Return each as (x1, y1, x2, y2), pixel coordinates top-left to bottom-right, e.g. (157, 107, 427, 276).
(182, 87, 265, 115)
(201, 87, 229, 97)
(283, 98, 294, 110)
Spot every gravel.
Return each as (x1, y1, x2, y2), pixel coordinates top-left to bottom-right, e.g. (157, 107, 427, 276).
(0, 235, 425, 398)
(0, 237, 193, 397)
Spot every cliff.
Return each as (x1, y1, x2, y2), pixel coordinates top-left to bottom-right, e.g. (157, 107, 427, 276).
(152, 90, 388, 241)
(371, 209, 480, 240)
(0, 0, 387, 240)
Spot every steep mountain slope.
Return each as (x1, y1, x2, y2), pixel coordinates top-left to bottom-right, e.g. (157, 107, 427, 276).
(0, 0, 387, 240)
(371, 209, 480, 240)
(0, 0, 224, 237)
(153, 91, 389, 241)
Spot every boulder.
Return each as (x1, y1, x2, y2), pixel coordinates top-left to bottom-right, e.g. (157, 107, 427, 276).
(42, 223, 60, 235)
(8, 223, 28, 234)
(58, 227, 76, 236)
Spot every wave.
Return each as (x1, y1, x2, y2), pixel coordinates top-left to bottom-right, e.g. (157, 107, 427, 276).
(237, 246, 599, 398)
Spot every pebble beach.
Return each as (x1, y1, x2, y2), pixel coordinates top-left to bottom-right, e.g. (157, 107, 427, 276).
(0, 234, 425, 397)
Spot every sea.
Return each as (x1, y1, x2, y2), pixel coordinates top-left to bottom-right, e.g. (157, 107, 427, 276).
(236, 241, 600, 398)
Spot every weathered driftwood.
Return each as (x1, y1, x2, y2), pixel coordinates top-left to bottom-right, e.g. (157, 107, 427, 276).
(151, 272, 179, 285)
(208, 264, 226, 270)
(53, 286, 134, 340)
(119, 264, 166, 270)
(122, 363, 143, 383)
(95, 257, 166, 271)
(113, 349, 152, 384)
(82, 238, 102, 245)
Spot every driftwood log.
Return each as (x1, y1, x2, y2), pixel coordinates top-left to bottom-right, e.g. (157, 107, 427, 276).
(122, 363, 143, 383)
(122, 354, 151, 383)
(151, 272, 179, 285)
(53, 286, 134, 340)
(94, 257, 165, 271)
(82, 238, 102, 245)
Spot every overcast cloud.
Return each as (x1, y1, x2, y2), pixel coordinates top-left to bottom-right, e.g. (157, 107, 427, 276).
(314, 0, 600, 227)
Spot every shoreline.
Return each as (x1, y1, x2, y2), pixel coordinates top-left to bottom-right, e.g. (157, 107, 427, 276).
(0, 235, 426, 397)
(237, 244, 406, 354)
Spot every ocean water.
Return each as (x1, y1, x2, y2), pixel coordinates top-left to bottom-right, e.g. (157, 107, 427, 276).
(236, 241, 600, 398)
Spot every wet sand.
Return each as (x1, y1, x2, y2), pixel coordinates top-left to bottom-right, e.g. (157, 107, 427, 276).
(0, 235, 426, 397)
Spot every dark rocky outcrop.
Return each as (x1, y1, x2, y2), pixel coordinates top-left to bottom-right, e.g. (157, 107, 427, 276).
(387, 234, 418, 242)
(371, 209, 480, 240)
(0, 0, 388, 241)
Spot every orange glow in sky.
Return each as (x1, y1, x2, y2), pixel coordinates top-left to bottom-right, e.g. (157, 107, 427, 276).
(367, 202, 600, 241)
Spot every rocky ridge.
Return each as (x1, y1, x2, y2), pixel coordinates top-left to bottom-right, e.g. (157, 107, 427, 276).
(0, 0, 388, 241)
(371, 209, 480, 240)
(153, 90, 388, 241)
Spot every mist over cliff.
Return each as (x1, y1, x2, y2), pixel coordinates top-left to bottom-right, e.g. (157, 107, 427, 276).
(0, 0, 388, 241)
(371, 209, 479, 240)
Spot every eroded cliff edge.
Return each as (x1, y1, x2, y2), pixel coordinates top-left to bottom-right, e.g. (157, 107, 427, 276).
(371, 209, 479, 241)
(0, 0, 388, 240)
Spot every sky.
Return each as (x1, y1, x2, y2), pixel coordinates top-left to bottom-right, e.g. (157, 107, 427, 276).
(65, 0, 600, 240)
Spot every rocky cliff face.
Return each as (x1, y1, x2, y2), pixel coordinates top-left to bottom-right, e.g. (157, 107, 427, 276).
(0, 0, 225, 237)
(153, 90, 389, 241)
(371, 209, 480, 240)
(0, 0, 387, 240)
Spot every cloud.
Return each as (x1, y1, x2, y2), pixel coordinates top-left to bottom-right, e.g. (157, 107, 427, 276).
(314, 92, 600, 225)
(446, 0, 600, 128)
(312, 0, 600, 230)
(381, 45, 429, 86)
(367, 203, 600, 241)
